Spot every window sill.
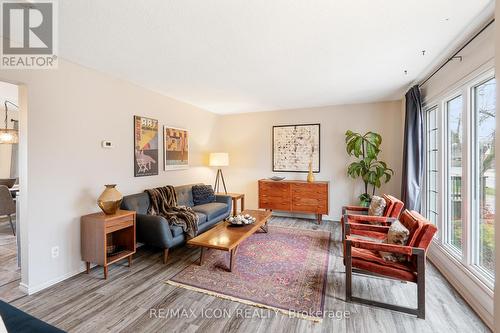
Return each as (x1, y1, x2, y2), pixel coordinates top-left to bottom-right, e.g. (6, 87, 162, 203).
(428, 243, 493, 329)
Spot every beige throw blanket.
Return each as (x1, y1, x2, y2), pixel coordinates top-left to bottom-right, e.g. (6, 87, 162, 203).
(145, 186, 199, 238)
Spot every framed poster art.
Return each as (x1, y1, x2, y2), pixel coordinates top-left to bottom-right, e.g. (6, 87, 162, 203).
(272, 123, 320, 172)
(164, 126, 189, 170)
(134, 116, 159, 177)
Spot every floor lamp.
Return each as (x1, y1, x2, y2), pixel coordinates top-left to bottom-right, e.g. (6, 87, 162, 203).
(209, 153, 229, 194)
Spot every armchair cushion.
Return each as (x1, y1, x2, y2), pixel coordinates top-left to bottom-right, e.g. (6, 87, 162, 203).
(383, 194, 404, 218)
(368, 196, 386, 216)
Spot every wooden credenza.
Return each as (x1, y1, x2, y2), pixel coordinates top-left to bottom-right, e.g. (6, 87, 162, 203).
(258, 179, 329, 224)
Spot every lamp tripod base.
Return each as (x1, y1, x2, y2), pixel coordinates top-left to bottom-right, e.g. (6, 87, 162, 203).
(214, 169, 227, 194)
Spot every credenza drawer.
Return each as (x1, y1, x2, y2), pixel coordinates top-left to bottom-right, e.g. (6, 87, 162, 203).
(258, 180, 329, 216)
(259, 198, 291, 211)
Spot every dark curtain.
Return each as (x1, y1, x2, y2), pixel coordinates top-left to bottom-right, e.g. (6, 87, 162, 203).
(401, 85, 424, 211)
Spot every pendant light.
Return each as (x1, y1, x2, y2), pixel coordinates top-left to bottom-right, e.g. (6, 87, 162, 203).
(0, 101, 18, 144)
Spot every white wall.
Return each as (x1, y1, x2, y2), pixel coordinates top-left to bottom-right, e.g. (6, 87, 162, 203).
(0, 81, 18, 178)
(215, 101, 404, 221)
(0, 60, 219, 292)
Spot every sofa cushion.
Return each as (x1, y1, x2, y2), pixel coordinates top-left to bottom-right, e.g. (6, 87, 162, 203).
(170, 212, 207, 237)
(193, 202, 228, 220)
(192, 185, 216, 205)
(175, 184, 198, 207)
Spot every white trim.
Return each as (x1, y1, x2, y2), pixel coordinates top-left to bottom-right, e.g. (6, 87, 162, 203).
(20, 263, 91, 295)
(429, 245, 493, 330)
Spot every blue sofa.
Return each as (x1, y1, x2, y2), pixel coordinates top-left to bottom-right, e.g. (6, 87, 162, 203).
(121, 184, 231, 263)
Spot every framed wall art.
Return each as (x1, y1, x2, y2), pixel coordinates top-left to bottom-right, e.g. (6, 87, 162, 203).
(272, 123, 320, 172)
(164, 126, 189, 170)
(134, 116, 159, 177)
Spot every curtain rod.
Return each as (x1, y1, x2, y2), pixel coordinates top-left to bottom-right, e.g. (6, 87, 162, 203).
(419, 18, 495, 88)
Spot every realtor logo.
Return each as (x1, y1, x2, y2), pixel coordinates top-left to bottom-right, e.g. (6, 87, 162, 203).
(1, 0, 58, 69)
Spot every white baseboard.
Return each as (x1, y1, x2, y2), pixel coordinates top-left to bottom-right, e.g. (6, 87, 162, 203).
(21, 263, 91, 295)
(428, 245, 494, 330)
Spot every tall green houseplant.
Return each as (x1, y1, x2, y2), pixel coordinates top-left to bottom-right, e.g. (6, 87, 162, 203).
(345, 130, 394, 206)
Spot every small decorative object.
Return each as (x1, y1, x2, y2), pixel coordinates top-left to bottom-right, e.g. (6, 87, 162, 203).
(164, 126, 189, 170)
(345, 130, 394, 206)
(227, 214, 256, 226)
(307, 161, 315, 182)
(134, 116, 159, 177)
(269, 176, 286, 181)
(0, 101, 18, 144)
(209, 152, 229, 193)
(273, 123, 320, 172)
(97, 184, 123, 215)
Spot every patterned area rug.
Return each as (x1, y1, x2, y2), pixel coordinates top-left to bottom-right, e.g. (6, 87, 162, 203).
(167, 226, 330, 321)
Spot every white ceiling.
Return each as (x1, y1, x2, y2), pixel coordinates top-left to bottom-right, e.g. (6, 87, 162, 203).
(59, 0, 494, 114)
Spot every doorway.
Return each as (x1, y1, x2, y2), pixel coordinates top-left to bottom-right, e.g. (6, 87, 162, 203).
(0, 81, 23, 301)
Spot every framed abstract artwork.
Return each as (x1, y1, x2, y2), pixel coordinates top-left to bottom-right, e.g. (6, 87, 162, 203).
(272, 123, 320, 172)
(134, 116, 159, 177)
(164, 126, 189, 170)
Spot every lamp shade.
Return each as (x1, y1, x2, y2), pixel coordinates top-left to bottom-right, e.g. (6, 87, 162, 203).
(209, 152, 229, 167)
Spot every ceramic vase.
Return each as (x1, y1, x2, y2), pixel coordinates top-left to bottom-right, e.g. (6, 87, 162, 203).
(98, 184, 123, 215)
(307, 162, 315, 182)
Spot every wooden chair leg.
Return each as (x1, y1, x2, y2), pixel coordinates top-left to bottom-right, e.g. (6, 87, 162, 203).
(163, 248, 169, 264)
(345, 240, 352, 302)
(8, 215, 15, 236)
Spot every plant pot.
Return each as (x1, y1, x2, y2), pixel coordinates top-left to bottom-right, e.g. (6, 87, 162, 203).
(98, 184, 123, 215)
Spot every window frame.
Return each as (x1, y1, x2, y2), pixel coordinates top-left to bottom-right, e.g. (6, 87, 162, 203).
(422, 66, 495, 290)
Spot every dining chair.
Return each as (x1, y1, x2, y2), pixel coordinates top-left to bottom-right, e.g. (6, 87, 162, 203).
(0, 185, 16, 235)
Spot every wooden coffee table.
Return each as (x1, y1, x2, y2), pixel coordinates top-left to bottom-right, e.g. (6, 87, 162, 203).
(187, 209, 272, 272)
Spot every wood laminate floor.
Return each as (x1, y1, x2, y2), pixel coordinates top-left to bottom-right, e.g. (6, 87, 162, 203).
(0, 217, 24, 303)
(5, 217, 490, 333)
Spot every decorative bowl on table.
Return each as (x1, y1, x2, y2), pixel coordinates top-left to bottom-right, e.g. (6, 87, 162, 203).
(227, 214, 257, 226)
(269, 176, 285, 181)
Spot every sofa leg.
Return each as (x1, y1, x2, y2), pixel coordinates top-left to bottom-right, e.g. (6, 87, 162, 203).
(163, 248, 169, 264)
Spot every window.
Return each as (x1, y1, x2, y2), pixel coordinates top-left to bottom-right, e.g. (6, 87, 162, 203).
(425, 106, 439, 227)
(423, 70, 496, 286)
(446, 95, 464, 253)
(473, 78, 496, 277)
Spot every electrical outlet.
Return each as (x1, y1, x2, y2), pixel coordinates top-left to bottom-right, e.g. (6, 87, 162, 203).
(51, 246, 59, 258)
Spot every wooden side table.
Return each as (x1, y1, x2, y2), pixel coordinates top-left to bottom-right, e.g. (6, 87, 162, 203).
(81, 209, 136, 279)
(217, 192, 245, 216)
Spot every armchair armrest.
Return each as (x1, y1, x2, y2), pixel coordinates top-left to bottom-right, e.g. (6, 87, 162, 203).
(345, 214, 395, 225)
(347, 222, 390, 233)
(342, 205, 369, 215)
(136, 214, 174, 249)
(346, 237, 413, 256)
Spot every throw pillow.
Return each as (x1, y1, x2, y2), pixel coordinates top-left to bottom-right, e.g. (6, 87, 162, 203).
(379, 219, 410, 262)
(192, 185, 216, 206)
(368, 195, 386, 216)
